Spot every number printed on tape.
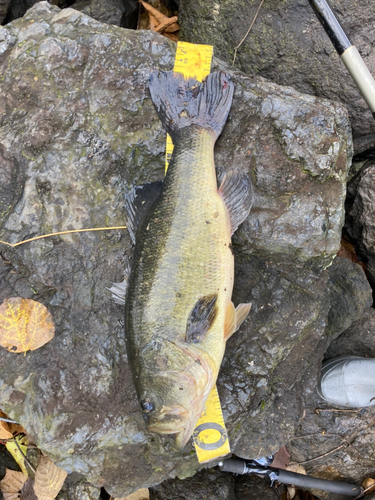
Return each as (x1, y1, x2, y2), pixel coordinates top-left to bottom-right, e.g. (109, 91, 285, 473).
(193, 385, 230, 463)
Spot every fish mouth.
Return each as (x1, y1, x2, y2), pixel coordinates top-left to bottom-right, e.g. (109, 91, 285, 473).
(147, 406, 190, 435)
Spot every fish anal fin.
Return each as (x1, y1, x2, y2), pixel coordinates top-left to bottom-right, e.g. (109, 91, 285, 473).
(125, 180, 163, 244)
(218, 170, 254, 235)
(186, 294, 218, 344)
(224, 301, 252, 341)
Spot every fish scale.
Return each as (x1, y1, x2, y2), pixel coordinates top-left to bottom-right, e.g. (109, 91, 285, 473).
(127, 126, 233, 379)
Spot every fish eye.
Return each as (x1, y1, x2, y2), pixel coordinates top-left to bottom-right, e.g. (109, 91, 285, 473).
(141, 399, 155, 413)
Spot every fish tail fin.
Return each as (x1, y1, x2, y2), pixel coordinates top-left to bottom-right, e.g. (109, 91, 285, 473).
(149, 71, 234, 141)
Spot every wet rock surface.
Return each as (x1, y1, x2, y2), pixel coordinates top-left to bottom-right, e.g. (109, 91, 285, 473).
(1, 0, 140, 27)
(149, 467, 279, 500)
(0, 1, 371, 498)
(345, 159, 375, 293)
(286, 276, 375, 500)
(179, 0, 375, 155)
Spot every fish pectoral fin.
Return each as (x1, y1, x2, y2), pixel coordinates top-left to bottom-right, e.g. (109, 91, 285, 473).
(107, 279, 127, 305)
(125, 180, 163, 244)
(185, 294, 218, 344)
(107, 260, 131, 305)
(218, 170, 254, 235)
(224, 301, 252, 341)
(235, 302, 252, 331)
(224, 301, 236, 340)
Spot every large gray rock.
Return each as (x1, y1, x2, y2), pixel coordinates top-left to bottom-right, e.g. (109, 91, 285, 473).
(73, 0, 134, 27)
(287, 262, 374, 500)
(226, 255, 372, 460)
(345, 160, 375, 290)
(179, 0, 375, 155)
(326, 307, 375, 360)
(149, 467, 278, 500)
(149, 468, 236, 500)
(0, 1, 358, 496)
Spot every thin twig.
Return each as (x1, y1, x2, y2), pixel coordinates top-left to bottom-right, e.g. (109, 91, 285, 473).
(289, 432, 342, 442)
(315, 407, 363, 414)
(360, 483, 375, 495)
(232, 0, 265, 66)
(297, 443, 347, 465)
(0, 226, 127, 248)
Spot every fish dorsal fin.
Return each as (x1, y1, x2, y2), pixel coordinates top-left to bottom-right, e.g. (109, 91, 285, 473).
(125, 181, 163, 244)
(218, 170, 254, 235)
(224, 301, 252, 341)
(186, 294, 218, 344)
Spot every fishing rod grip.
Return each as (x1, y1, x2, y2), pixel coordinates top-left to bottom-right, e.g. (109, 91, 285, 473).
(274, 468, 363, 497)
(218, 459, 247, 474)
(309, 0, 375, 117)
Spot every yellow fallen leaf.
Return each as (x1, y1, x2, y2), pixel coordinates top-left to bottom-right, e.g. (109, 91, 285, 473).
(33, 456, 67, 500)
(0, 469, 27, 500)
(6, 435, 28, 477)
(0, 298, 55, 353)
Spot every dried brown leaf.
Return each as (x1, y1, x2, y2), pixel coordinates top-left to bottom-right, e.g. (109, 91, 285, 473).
(139, 1, 167, 24)
(0, 469, 27, 500)
(0, 409, 27, 437)
(33, 456, 67, 500)
(271, 445, 290, 469)
(362, 476, 375, 492)
(286, 464, 307, 475)
(0, 298, 55, 353)
(139, 0, 179, 34)
(21, 479, 38, 500)
(114, 488, 150, 500)
(162, 32, 179, 42)
(0, 420, 13, 440)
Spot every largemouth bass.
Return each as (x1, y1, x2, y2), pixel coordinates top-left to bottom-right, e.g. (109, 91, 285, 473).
(111, 71, 253, 448)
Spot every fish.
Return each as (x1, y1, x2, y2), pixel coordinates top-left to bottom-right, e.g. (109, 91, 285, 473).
(109, 71, 253, 448)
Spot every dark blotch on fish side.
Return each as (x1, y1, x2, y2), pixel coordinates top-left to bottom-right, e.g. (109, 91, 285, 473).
(186, 294, 218, 344)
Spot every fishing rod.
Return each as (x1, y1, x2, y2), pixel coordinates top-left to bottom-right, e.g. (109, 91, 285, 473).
(219, 457, 364, 498)
(308, 0, 375, 123)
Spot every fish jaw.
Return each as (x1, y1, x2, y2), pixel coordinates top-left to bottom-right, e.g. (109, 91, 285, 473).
(146, 401, 203, 449)
(147, 404, 191, 436)
(175, 411, 202, 449)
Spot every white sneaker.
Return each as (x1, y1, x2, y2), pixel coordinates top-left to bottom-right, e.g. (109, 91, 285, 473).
(317, 356, 375, 407)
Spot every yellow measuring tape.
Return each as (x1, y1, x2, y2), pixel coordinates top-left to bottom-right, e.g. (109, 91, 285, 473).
(167, 41, 231, 463)
(165, 41, 213, 172)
